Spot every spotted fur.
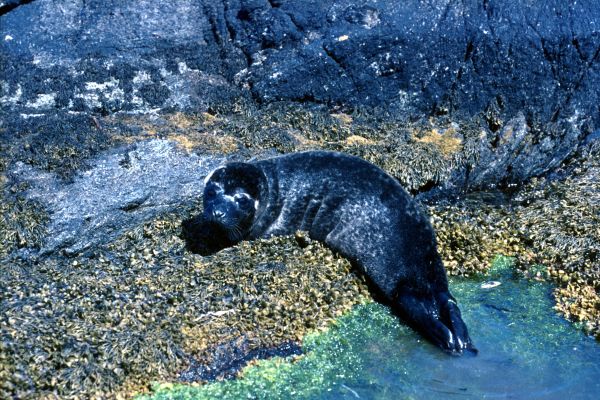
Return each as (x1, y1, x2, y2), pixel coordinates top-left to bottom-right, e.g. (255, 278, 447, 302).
(183, 151, 476, 354)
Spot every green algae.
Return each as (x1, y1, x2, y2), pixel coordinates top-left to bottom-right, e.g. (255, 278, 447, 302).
(141, 256, 600, 400)
(139, 302, 405, 400)
(487, 254, 516, 276)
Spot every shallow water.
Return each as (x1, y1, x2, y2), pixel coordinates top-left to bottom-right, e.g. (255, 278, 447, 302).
(144, 258, 600, 400)
(318, 273, 600, 399)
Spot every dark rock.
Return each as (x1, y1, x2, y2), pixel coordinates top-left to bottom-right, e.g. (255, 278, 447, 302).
(584, 129, 600, 144)
(0, 1, 246, 117)
(0, 1, 32, 16)
(3, 1, 598, 123)
(465, 113, 584, 189)
(236, 1, 598, 124)
(179, 337, 302, 382)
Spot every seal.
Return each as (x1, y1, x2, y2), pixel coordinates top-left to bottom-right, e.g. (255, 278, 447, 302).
(182, 151, 476, 354)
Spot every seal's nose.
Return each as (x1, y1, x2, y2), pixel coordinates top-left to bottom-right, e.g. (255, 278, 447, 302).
(212, 210, 226, 219)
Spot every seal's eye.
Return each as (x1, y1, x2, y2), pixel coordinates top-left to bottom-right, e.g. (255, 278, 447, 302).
(205, 188, 216, 199)
(235, 195, 253, 209)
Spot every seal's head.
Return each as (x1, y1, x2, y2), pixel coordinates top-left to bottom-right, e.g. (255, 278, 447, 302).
(182, 162, 267, 255)
(201, 162, 267, 243)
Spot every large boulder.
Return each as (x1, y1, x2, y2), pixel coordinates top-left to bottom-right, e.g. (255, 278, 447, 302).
(2, 1, 598, 124)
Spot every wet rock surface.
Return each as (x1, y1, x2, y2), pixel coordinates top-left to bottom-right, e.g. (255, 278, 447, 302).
(179, 340, 302, 382)
(3, 0, 599, 121)
(0, 108, 598, 399)
(0, 215, 368, 398)
(2, 0, 599, 189)
(10, 139, 222, 255)
(1, 113, 597, 398)
(430, 139, 600, 338)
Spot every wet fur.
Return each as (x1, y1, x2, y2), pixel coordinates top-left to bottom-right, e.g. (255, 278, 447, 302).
(182, 151, 476, 354)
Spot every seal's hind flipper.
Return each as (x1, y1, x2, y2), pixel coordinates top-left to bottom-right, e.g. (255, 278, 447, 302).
(437, 292, 477, 355)
(394, 290, 476, 355)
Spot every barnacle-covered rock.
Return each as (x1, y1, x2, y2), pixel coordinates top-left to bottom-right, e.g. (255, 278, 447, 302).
(514, 142, 600, 339)
(1, 101, 598, 398)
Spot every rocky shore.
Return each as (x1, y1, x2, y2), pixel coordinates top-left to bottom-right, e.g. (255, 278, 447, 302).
(1, 0, 599, 398)
(1, 106, 598, 398)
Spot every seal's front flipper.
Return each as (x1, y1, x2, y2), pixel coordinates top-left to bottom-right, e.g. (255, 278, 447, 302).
(395, 290, 476, 355)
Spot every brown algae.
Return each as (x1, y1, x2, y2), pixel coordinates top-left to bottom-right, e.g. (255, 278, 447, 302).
(1, 106, 598, 398)
(0, 209, 368, 398)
